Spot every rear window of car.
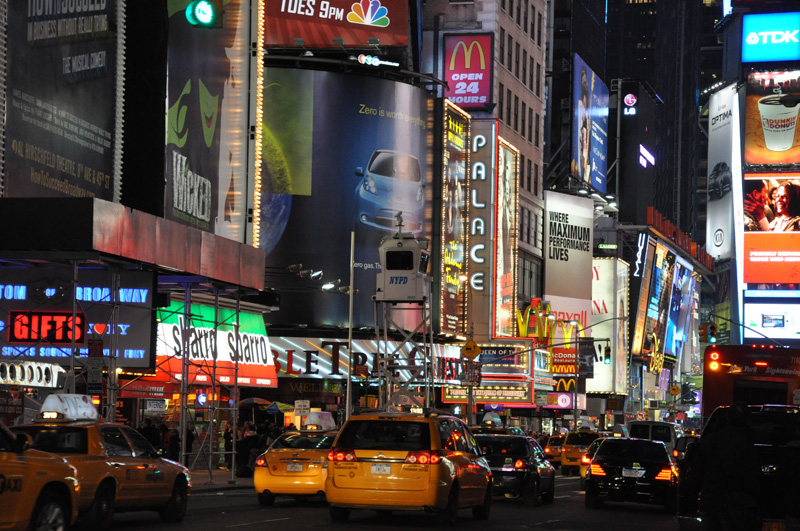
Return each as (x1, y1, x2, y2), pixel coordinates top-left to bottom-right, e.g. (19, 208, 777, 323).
(12, 426, 88, 454)
(337, 420, 431, 451)
(547, 436, 564, 447)
(628, 424, 650, 439)
(272, 433, 337, 450)
(748, 412, 800, 445)
(476, 437, 529, 457)
(565, 432, 599, 445)
(596, 439, 668, 465)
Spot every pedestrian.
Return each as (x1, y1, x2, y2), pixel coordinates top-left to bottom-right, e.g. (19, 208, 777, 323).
(158, 423, 169, 456)
(165, 427, 181, 462)
(138, 418, 161, 450)
(184, 424, 195, 467)
(223, 422, 233, 470)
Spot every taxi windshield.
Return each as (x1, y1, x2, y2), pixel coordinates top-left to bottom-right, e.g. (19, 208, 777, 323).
(272, 433, 337, 450)
(12, 426, 88, 454)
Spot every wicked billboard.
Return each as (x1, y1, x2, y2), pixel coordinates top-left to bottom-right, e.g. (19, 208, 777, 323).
(256, 68, 432, 329)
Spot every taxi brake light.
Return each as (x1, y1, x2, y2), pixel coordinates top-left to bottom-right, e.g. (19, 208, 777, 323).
(655, 468, 674, 481)
(589, 463, 606, 476)
(256, 456, 267, 467)
(514, 459, 525, 469)
(544, 446, 553, 454)
(673, 449, 679, 458)
(405, 450, 442, 465)
(328, 448, 357, 462)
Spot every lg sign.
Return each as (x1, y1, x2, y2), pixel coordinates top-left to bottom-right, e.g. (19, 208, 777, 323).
(742, 12, 800, 63)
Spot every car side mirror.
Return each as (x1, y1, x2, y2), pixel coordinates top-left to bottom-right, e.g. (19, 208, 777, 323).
(13, 433, 33, 452)
(355, 167, 364, 177)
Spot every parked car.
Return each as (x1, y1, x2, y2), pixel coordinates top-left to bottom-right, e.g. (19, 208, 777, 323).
(325, 410, 492, 524)
(560, 429, 602, 476)
(354, 150, 424, 233)
(584, 437, 678, 512)
(253, 429, 338, 505)
(475, 434, 555, 506)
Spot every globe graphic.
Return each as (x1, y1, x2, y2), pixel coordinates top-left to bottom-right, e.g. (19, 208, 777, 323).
(259, 193, 292, 256)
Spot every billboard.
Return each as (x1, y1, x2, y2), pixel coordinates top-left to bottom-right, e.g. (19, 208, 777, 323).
(257, 68, 432, 329)
(587, 259, 630, 395)
(4, 2, 117, 200)
(544, 191, 594, 300)
(706, 84, 738, 260)
(155, 301, 277, 388)
(443, 34, 494, 110)
(742, 290, 800, 344)
(742, 173, 800, 286)
(744, 71, 800, 171)
(263, 0, 410, 48)
(440, 102, 470, 336)
(164, 0, 250, 238)
(0, 270, 155, 369)
(570, 54, 609, 194)
(742, 12, 800, 64)
(494, 139, 519, 337)
(467, 120, 498, 343)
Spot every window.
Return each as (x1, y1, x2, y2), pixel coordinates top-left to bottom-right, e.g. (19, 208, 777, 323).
(527, 158, 532, 192)
(514, 95, 519, 132)
(507, 35, 513, 69)
(337, 420, 431, 451)
(121, 426, 159, 457)
(101, 427, 133, 457)
(508, 0, 513, 16)
(501, 0, 506, 11)
(515, 43, 520, 78)
(522, 50, 527, 85)
(536, 62, 542, 97)
(524, 3, 528, 33)
(499, 84, 505, 121)
(530, 6, 536, 36)
(534, 112, 540, 147)
(519, 156, 525, 189)
(527, 209, 531, 243)
(516, 0, 521, 25)
(532, 213, 539, 246)
(529, 57, 534, 90)
(519, 207, 526, 242)
(537, 12, 543, 46)
(506, 89, 512, 125)
(499, 28, 505, 68)
(534, 163, 539, 197)
(521, 102, 526, 138)
(528, 108, 533, 140)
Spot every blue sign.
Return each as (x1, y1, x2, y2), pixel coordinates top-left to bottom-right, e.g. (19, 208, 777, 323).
(742, 12, 800, 63)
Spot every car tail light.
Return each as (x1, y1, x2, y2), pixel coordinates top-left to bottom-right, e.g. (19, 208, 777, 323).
(581, 454, 592, 465)
(328, 448, 357, 462)
(514, 459, 526, 470)
(405, 450, 442, 465)
(256, 456, 267, 467)
(544, 446, 553, 454)
(673, 449, 679, 458)
(655, 467, 676, 481)
(589, 463, 606, 476)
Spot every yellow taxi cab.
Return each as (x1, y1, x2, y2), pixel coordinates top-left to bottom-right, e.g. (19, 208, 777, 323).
(253, 429, 338, 505)
(560, 429, 601, 476)
(542, 434, 564, 469)
(579, 436, 606, 488)
(0, 421, 80, 531)
(11, 394, 191, 530)
(325, 410, 492, 524)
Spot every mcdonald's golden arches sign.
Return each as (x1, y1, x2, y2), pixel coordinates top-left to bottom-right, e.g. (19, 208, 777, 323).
(443, 34, 494, 110)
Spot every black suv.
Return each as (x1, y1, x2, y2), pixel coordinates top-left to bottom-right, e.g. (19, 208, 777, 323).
(677, 405, 800, 530)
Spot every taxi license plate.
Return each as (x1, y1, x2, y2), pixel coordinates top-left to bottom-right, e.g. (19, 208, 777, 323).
(762, 522, 785, 531)
(286, 463, 304, 472)
(371, 463, 391, 475)
(622, 468, 644, 478)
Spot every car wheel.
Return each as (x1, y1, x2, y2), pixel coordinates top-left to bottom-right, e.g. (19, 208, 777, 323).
(438, 485, 459, 526)
(524, 478, 540, 507)
(330, 506, 350, 522)
(258, 492, 275, 506)
(28, 489, 68, 531)
(585, 491, 601, 509)
(472, 482, 492, 520)
(541, 483, 555, 505)
(159, 478, 188, 523)
(85, 482, 115, 530)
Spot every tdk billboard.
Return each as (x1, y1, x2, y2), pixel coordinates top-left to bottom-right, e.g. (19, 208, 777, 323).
(742, 12, 800, 63)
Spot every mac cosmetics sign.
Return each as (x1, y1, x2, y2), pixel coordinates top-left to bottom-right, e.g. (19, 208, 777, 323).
(742, 12, 800, 63)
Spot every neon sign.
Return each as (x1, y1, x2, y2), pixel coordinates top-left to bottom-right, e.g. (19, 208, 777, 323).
(8, 311, 85, 344)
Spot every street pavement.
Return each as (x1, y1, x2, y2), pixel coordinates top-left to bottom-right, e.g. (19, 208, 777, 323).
(188, 466, 255, 493)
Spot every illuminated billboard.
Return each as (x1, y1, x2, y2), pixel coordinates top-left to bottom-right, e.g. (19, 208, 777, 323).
(0, 270, 155, 369)
(744, 71, 800, 170)
(4, 2, 117, 200)
(443, 34, 494, 110)
(742, 173, 800, 286)
(494, 139, 519, 337)
(587, 259, 630, 395)
(440, 102, 470, 336)
(570, 54, 609, 194)
(256, 68, 432, 329)
(742, 12, 800, 63)
(706, 83, 738, 260)
(742, 290, 800, 345)
(165, 0, 250, 238)
(263, 0, 410, 48)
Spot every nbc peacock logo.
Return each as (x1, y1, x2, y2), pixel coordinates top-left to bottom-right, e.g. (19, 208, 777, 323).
(347, 0, 390, 27)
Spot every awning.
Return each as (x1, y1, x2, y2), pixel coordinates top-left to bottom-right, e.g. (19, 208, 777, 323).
(117, 379, 180, 399)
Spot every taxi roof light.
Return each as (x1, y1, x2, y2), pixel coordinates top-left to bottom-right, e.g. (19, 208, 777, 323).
(37, 394, 98, 422)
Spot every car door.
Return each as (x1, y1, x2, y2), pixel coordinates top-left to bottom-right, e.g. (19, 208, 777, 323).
(531, 440, 555, 492)
(0, 427, 30, 528)
(452, 420, 488, 505)
(119, 426, 172, 504)
(99, 426, 143, 508)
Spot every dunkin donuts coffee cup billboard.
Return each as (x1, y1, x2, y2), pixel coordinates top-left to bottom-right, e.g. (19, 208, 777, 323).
(745, 71, 800, 169)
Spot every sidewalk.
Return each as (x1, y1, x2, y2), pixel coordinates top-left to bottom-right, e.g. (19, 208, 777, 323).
(188, 466, 255, 493)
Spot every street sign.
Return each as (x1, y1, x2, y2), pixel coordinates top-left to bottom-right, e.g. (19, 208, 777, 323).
(294, 400, 310, 416)
(461, 340, 482, 361)
(354, 364, 368, 377)
(669, 384, 682, 397)
(636, 410, 647, 420)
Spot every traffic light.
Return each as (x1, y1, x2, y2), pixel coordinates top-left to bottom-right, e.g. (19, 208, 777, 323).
(185, 0, 223, 27)
(699, 323, 709, 343)
(708, 323, 717, 344)
(603, 346, 611, 365)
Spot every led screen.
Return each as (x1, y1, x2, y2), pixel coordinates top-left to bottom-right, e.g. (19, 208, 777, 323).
(742, 12, 800, 63)
(743, 292, 800, 343)
(744, 71, 800, 170)
(494, 140, 518, 337)
(257, 68, 432, 329)
(443, 34, 494, 110)
(570, 54, 609, 194)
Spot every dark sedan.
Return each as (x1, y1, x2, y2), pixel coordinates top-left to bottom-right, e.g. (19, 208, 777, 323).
(584, 437, 678, 512)
(475, 434, 555, 506)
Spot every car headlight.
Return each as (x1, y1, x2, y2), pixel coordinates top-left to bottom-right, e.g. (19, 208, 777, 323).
(363, 176, 377, 195)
